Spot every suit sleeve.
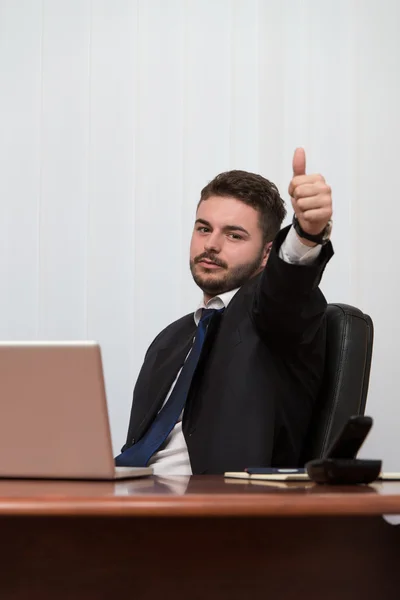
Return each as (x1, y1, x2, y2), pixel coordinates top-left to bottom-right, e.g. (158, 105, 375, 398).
(251, 225, 334, 346)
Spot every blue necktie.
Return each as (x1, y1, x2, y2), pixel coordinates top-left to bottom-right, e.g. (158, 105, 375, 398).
(115, 308, 223, 467)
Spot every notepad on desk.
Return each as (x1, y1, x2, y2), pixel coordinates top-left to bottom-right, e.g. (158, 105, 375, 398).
(224, 468, 310, 481)
(224, 468, 400, 482)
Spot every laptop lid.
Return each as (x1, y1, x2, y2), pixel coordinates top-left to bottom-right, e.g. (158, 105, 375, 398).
(0, 341, 117, 479)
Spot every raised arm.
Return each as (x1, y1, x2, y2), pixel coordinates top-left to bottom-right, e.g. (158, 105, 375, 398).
(252, 148, 334, 345)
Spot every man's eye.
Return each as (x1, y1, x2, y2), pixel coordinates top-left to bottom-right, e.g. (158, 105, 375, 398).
(197, 227, 210, 233)
(228, 233, 243, 240)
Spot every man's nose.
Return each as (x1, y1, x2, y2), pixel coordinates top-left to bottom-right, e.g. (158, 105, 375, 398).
(204, 232, 222, 254)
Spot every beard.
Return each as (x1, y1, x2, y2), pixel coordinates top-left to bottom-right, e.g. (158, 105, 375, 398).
(190, 247, 265, 297)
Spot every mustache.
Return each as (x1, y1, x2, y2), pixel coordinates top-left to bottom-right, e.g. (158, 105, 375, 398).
(194, 253, 227, 269)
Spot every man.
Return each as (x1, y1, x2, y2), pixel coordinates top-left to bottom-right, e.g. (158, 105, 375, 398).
(116, 148, 333, 475)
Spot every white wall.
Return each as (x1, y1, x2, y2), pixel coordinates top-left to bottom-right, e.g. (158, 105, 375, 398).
(0, 0, 399, 466)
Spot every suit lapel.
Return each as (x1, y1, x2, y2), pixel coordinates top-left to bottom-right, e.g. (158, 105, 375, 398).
(221, 274, 259, 348)
(193, 282, 257, 381)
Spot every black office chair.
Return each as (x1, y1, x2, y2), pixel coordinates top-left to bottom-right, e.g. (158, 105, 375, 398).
(300, 303, 374, 464)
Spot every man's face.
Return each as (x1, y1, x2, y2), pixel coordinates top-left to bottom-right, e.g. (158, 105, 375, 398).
(190, 196, 270, 299)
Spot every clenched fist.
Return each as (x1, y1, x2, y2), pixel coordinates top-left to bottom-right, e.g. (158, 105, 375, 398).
(288, 148, 332, 245)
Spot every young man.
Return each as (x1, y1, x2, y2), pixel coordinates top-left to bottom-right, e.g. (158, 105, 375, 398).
(116, 148, 333, 475)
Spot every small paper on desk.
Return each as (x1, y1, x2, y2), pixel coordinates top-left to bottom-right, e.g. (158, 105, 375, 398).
(224, 470, 400, 482)
(224, 470, 310, 481)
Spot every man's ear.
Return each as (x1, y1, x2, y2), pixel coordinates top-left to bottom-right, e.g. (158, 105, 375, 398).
(261, 241, 273, 268)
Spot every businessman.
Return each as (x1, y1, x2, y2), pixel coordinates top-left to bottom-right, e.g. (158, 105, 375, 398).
(116, 148, 333, 475)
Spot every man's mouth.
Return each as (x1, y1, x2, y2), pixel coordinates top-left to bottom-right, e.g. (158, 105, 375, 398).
(198, 259, 223, 269)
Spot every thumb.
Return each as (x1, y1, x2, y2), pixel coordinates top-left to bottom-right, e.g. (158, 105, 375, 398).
(292, 147, 306, 176)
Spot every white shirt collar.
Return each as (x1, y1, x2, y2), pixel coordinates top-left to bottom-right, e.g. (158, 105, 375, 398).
(194, 288, 240, 325)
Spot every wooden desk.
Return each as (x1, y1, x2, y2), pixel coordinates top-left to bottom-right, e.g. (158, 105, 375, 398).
(0, 476, 399, 599)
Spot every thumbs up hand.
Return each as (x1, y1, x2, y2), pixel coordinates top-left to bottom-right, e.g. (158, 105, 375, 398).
(288, 148, 332, 244)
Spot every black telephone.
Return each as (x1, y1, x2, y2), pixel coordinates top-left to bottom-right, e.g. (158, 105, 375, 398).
(305, 415, 382, 484)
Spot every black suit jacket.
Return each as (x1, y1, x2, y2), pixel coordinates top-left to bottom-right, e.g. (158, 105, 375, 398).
(122, 226, 334, 474)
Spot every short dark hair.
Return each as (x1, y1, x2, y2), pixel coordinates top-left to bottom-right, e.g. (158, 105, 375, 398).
(199, 170, 286, 243)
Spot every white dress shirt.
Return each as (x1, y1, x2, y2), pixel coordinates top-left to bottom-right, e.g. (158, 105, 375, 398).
(148, 227, 322, 475)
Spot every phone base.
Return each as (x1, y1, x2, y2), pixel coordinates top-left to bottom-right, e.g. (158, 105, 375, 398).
(305, 458, 382, 485)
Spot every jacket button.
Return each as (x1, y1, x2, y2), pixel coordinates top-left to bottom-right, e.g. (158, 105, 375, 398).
(131, 438, 135, 444)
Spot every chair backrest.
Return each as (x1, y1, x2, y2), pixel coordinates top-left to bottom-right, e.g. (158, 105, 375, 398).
(300, 303, 374, 464)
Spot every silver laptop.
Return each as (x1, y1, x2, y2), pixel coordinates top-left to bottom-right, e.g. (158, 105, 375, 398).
(0, 341, 152, 480)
